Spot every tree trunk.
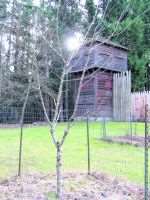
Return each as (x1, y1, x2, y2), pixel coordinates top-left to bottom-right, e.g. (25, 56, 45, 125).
(56, 142, 62, 200)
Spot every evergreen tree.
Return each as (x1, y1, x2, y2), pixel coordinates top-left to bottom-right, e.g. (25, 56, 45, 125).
(103, 0, 150, 91)
(85, 0, 96, 23)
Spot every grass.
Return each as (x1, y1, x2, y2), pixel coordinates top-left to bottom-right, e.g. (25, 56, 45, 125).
(0, 121, 148, 185)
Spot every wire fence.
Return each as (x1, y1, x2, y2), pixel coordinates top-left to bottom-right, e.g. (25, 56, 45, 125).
(0, 106, 74, 124)
(86, 107, 150, 200)
(131, 91, 150, 121)
(0, 107, 149, 199)
(0, 105, 45, 124)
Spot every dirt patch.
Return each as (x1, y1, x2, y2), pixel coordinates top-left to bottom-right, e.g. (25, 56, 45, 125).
(0, 172, 145, 200)
(101, 135, 150, 147)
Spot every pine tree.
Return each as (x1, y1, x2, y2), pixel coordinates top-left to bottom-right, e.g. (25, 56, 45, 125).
(103, 0, 150, 91)
(85, 0, 96, 23)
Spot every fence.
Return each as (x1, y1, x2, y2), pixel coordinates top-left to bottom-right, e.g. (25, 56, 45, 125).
(113, 71, 150, 122)
(113, 71, 131, 121)
(0, 105, 45, 124)
(131, 91, 150, 121)
(0, 105, 74, 125)
(0, 92, 150, 124)
(0, 106, 149, 199)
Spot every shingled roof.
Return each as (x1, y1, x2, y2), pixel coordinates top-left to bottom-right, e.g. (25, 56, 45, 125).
(85, 38, 128, 51)
(70, 38, 128, 73)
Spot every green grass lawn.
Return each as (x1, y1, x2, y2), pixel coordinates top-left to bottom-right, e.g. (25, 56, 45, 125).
(0, 121, 149, 185)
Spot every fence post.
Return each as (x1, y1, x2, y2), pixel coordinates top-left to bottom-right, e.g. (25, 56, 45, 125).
(102, 118, 106, 138)
(134, 122, 137, 136)
(86, 114, 91, 175)
(130, 112, 133, 143)
(18, 79, 31, 176)
(18, 125, 23, 176)
(144, 104, 149, 200)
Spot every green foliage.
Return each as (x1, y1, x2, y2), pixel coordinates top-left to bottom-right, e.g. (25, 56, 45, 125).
(0, 0, 83, 107)
(0, 0, 150, 108)
(47, 192, 58, 200)
(103, 0, 150, 91)
(105, 0, 127, 22)
(129, 54, 147, 90)
(0, 0, 8, 19)
(85, 0, 96, 23)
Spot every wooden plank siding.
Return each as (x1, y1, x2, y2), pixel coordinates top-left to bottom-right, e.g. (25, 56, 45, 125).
(75, 76, 95, 117)
(70, 42, 128, 73)
(69, 39, 128, 120)
(131, 91, 150, 121)
(73, 71, 113, 119)
(95, 72, 113, 118)
(113, 71, 131, 121)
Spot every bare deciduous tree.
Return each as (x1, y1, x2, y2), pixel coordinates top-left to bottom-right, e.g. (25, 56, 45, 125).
(1, 1, 150, 200)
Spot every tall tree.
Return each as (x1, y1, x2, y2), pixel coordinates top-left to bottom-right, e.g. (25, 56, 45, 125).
(103, 0, 150, 91)
(85, 0, 96, 23)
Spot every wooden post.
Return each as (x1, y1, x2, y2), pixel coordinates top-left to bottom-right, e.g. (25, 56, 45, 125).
(102, 118, 106, 138)
(18, 79, 31, 176)
(130, 111, 133, 143)
(134, 122, 137, 136)
(18, 125, 23, 176)
(86, 115, 91, 175)
(144, 103, 149, 200)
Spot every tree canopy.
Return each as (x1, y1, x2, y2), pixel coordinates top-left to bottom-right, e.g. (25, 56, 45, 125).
(0, 0, 149, 110)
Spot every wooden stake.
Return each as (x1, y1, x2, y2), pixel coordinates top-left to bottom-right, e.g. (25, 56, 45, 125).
(86, 115, 91, 175)
(144, 104, 149, 200)
(18, 80, 31, 176)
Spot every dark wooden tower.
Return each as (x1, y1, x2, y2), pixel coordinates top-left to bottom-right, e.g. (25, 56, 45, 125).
(69, 39, 128, 119)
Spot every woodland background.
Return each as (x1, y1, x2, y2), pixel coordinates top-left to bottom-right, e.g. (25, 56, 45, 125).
(0, 0, 150, 110)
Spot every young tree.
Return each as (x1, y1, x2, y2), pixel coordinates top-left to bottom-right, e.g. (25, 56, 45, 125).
(1, 1, 150, 199)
